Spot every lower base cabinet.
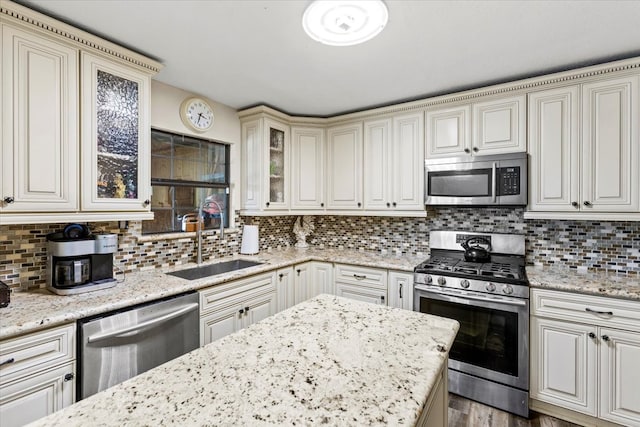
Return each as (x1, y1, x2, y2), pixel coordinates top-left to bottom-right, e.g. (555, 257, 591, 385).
(388, 271, 414, 310)
(530, 288, 640, 427)
(199, 272, 277, 346)
(0, 324, 76, 427)
(334, 264, 387, 305)
(278, 262, 334, 310)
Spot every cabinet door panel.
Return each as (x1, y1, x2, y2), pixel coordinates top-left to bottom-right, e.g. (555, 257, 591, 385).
(599, 328, 640, 426)
(291, 127, 324, 209)
(582, 76, 639, 212)
(425, 105, 471, 158)
(244, 292, 277, 328)
(473, 95, 526, 154)
(293, 263, 310, 305)
(241, 119, 263, 210)
(326, 122, 363, 209)
(200, 304, 242, 346)
(1, 25, 78, 212)
(530, 317, 597, 416)
(276, 267, 295, 311)
(388, 271, 413, 310)
(363, 118, 392, 210)
(528, 86, 580, 211)
(0, 362, 75, 427)
(311, 262, 334, 296)
(393, 113, 424, 210)
(264, 118, 289, 210)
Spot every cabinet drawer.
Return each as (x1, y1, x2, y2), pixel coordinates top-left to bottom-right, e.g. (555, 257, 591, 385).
(334, 264, 387, 289)
(200, 272, 276, 313)
(0, 324, 75, 385)
(531, 289, 640, 332)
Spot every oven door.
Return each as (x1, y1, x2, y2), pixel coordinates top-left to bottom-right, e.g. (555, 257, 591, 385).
(414, 285, 529, 390)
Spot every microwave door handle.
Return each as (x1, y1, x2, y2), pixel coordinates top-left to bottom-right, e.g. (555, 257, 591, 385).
(492, 162, 497, 202)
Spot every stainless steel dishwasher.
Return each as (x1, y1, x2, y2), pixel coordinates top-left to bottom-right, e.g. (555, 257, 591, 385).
(77, 291, 199, 400)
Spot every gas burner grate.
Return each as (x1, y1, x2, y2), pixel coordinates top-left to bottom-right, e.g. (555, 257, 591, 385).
(453, 262, 481, 275)
(480, 263, 522, 280)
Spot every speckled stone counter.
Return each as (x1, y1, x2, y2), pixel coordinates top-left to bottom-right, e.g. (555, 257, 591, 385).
(28, 294, 459, 427)
(527, 266, 640, 301)
(1, 248, 425, 340)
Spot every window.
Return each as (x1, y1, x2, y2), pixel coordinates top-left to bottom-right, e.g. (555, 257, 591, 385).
(143, 129, 230, 234)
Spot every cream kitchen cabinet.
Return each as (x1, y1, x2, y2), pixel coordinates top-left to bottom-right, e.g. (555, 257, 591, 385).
(388, 270, 414, 310)
(0, 1, 161, 224)
(334, 264, 387, 306)
(0, 324, 76, 427)
(326, 121, 363, 210)
(241, 115, 290, 213)
(292, 262, 334, 307)
(276, 266, 295, 312)
(425, 94, 526, 158)
(290, 126, 325, 210)
(199, 272, 277, 346)
(363, 113, 424, 213)
(530, 288, 640, 427)
(527, 75, 639, 219)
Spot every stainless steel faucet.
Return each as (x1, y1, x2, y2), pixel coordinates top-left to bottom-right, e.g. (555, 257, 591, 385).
(196, 198, 225, 265)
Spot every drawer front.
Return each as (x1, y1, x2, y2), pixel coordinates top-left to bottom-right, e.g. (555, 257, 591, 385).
(0, 324, 75, 385)
(531, 288, 640, 332)
(334, 264, 387, 289)
(200, 272, 276, 313)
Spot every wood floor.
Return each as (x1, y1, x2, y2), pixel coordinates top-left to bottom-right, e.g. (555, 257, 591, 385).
(448, 394, 584, 427)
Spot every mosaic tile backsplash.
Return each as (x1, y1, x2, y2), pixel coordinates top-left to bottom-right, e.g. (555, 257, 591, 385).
(1, 208, 638, 290)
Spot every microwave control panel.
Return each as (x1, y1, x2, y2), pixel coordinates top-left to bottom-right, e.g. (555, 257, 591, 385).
(497, 167, 520, 195)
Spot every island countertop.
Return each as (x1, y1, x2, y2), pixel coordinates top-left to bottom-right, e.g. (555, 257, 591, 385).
(28, 294, 459, 427)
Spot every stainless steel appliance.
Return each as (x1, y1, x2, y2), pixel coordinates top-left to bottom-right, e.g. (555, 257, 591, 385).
(46, 231, 118, 295)
(77, 292, 199, 400)
(424, 152, 527, 206)
(414, 230, 529, 417)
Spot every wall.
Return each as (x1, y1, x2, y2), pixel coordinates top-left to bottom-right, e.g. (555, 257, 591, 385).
(2, 209, 638, 291)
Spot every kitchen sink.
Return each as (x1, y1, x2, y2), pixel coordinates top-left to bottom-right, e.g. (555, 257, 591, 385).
(166, 259, 264, 281)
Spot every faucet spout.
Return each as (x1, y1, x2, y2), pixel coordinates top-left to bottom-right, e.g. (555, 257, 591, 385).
(196, 197, 225, 266)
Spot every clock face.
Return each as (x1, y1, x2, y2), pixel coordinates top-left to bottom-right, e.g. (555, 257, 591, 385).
(181, 98, 214, 131)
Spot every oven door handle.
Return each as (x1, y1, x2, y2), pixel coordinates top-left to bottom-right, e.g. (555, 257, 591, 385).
(416, 286, 527, 307)
(492, 162, 497, 203)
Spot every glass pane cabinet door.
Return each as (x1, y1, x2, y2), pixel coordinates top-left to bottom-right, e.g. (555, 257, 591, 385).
(81, 52, 151, 212)
(264, 118, 289, 209)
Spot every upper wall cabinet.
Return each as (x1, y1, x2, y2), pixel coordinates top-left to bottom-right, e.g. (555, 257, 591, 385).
(0, 1, 161, 224)
(290, 126, 324, 210)
(326, 121, 363, 210)
(527, 74, 639, 220)
(241, 115, 290, 214)
(426, 94, 526, 158)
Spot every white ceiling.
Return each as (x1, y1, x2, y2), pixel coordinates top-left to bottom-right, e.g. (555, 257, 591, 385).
(17, 0, 640, 117)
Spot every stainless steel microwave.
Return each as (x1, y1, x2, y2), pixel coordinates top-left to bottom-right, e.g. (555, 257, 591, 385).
(425, 152, 527, 206)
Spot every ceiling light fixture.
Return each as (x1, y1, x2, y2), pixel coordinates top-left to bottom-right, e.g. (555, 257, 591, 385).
(302, 0, 389, 47)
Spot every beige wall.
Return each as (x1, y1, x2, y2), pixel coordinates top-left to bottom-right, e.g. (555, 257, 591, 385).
(150, 80, 241, 226)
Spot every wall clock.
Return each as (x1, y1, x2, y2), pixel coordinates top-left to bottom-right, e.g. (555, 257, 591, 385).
(180, 97, 214, 132)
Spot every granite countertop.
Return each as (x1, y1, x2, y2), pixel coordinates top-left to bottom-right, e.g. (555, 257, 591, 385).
(527, 265, 640, 301)
(1, 248, 425, 340)
(28, 294, 459, 427)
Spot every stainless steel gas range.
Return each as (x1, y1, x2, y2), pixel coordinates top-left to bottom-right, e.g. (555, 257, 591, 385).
(414, 230, 529, 418)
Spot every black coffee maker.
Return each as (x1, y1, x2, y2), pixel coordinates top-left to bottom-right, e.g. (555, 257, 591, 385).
(46, 224, 118, 295)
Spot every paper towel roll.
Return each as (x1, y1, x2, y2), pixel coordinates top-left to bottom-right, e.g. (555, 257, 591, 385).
(240, 225, 259, 255)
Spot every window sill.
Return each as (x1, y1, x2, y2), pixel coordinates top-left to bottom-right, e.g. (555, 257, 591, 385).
(136, 227, 240, 243)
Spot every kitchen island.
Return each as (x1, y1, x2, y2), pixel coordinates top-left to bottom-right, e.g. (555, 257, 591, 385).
(28, 294, 459, 427)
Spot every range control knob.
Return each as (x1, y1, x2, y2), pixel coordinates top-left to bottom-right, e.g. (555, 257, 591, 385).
(426, 275, 433, 284)
(485, 282, 496, 292)
(437, 277, 446, 286)
(460, 279, 470, 289)
(502, 285, 514, 295)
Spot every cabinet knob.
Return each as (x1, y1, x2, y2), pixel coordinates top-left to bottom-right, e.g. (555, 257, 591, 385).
(296, 269, 301, 275)
(143, 199, 150, 206)
(472, 147, 479, 153)
(380, 295, 385, 304)
(464, 148, 470, 154)
(279, 273, 284, 280)
(63, 373, 74, 382)
(571, 201, 579, 208)
(583, 201, 592, 207)
(602, 335, 610, 342)
(386, 202, 390, 208)
(239, 308, 244, 314)
(266, 202, 270, 207)
(392, 202, 397, 207)
(320, 203, 324, 207)
(245, 306, 249, 313)
(588, 332, 596, 339)
(3, 196, 15, 204)
(357, 202, 361, 207)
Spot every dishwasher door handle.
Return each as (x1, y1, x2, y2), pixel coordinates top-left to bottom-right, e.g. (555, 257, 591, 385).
(87, 303, 199, 343)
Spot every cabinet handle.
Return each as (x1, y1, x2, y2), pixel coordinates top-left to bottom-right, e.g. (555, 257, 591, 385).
(143, 199, 150, 206)
(583, 201, 592, 207)
(588, 332, 596, 339)
(464, 148, 470, 154)
(64, 373, 74, 382)
(0, 357, 15, 366)
(357, 202, 361, 207)
(3, 196, 14, 204)
(571, 201, 579, 208)
(399, 284, 403, 299)
(353, 274, 366, 280)
(245, 306, 249, 313)
(266, 202, 270, 207)
(472, 147, 479, 153)
(380, 295, 385, 304)
(279, 273, 284, 280)
(585, 307, 613, 316)
(239, 308, 244, 314)
(602, 335, 610, 342)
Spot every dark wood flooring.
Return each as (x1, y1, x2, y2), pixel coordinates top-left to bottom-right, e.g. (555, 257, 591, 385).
(448, 394, 584, 427)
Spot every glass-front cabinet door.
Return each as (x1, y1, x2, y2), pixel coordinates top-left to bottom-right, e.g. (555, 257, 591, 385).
(264, 118, 289, 210)
(80, 52, 151, 212)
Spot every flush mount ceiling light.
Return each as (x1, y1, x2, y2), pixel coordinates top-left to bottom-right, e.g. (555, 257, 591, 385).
(302, 0, 389, 46)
